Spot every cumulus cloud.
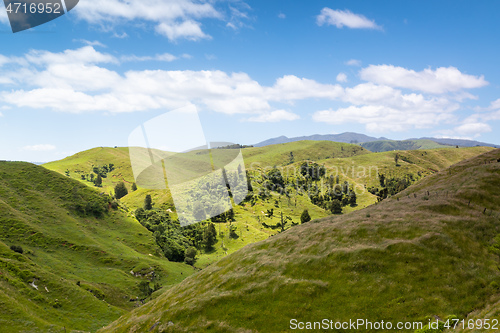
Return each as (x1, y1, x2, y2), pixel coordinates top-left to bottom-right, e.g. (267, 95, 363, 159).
(0, 46, 491, 132)
(313, 79, 464, 132)
(453, 122, 491, 137)
(360, 65, 488, 94)
(317, 8, 381, 30)
(0, 46, 341, 118)
(155, 20, 210, 41)
(336, 73, 347, 83)
(267, 75, 343, 101)
(22, 144, 56, 151)
(313, 105, 455, 132)
(73, 0, 249, 41)
(246, 110, 299, 122)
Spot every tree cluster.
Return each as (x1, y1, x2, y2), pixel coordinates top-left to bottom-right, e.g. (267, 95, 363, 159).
(135, 207, 218, 263)
(368, 173, 416, 201)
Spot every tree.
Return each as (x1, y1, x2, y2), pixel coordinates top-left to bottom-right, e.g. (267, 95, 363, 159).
(300, 209, 311, 223)
(330, 199, 342, 214)
(131, 183, 137, 191)
(144, 194, 153, 210)
(94, 174, 102, 187)
(379, 174, 385, 187)
(203, 223, 217, 250)
(114, 182, 128, 199)
(278, 211, 292, 232)
(349, 191, 357, 207)
(184, 246, 197, 265)
(394, 153, 400, 166)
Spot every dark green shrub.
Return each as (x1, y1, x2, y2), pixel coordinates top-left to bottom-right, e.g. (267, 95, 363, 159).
(10, 245, 23, 254)
(300, 209, 311, 223)
(110, 201, 119, 209)
(138, 281, 153, 297)
(114, 182, 128, 199)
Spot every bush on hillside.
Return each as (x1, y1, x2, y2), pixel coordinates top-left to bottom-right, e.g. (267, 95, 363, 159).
(114, 182, 128, 199)
(10, 245, 23, 254)
(300, 209, 311, 223)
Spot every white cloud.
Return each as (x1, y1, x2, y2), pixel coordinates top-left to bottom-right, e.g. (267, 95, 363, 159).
(0, 47, 342, 116)
(25, 46, 118, 66)
(453, 122, 492, 138)
(246, 110, 299, 122)
(317, 8, 381, 30)
(22, 144, 56, 151)
(360, 65, 488, 94)
(313, 105, 454, 132)
(0, 46, 492, 132)
(121, 53, 182, 62)
(155, 20, 210, 41)
(73, 0, 249, 41)
(266, 75, 343, 101)
(346, 59, 361, 66)
(278, 13, 286, 19)
(74, 39, 106, 48)
(336, 73, 347, 83)
(489, 98, 500, 110)
(113, 32, 128, 39)
(0, 7, 8, 24)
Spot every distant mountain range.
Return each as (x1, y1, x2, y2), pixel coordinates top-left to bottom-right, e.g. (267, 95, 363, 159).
(254, 132, 499, 152)
(254, 132, 387, 147)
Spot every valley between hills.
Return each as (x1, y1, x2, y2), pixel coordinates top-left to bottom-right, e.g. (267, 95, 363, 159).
(0, 141, 498, 332)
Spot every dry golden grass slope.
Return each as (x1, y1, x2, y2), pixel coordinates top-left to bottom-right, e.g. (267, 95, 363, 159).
(99, 150, 500, 332)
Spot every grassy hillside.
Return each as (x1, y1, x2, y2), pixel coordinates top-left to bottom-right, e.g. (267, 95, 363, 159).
(242, 140, 369, 166)
(43, 145, 493, 271)
(0, 162, 194, 332)
(361, 139, 450, 152)
(100, 149, 500, 332)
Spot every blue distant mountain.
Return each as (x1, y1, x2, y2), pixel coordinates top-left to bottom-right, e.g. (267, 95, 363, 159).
(254, 132, 387, 147)
(254, 132, 499, 151)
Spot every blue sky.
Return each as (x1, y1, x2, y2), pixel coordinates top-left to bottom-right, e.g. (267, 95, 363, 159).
(0, 0, 499, 162)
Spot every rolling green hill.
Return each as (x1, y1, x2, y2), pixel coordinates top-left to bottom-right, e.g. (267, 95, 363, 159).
(0, 162, 194, 332)
(99, 149, 500, 332)
(43, 145, 494, 271)
(361, 139, 451, 152)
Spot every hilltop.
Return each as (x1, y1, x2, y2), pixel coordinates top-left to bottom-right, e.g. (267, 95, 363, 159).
(100, 149, 500, 332)
(360, 139, 450, 152)
(0, 162, 194, 332)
